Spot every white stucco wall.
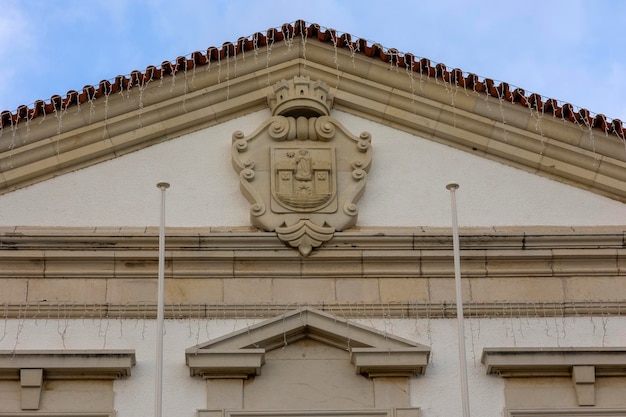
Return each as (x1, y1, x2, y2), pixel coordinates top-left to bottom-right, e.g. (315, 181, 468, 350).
(2, 109, 623, 417)
(0, 110, 624, 228)
(1, 315, 624, 417)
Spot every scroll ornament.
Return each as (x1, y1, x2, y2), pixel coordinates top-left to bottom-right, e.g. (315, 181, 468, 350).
(232, 76, 372, 255)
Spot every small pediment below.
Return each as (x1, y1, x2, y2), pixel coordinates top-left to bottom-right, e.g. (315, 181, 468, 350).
(186, 307, 430, 379)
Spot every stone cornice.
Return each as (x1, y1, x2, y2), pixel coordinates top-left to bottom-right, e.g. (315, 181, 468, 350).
(0, 41, 624, 201)
(186, 349, 266, 379)
(196, 409, 421, 417)
(1, 227, 625, 319)
(483, 347, 626, 406)
(187, 346, 430, 379)
(0, 413, 114, 417)
(506, 410, 626, 417)
(0, 350, 136, 380)
(1, 225, 623, 249)
(0, 350, 134, 411)
(0, 226, 623, 280)
(351, 347, 429, 377)
(482, 347, 626, 377)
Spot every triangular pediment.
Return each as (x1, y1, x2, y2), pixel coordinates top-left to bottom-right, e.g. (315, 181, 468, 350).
(185, 307, 430, 378)
(1, 21, 625, 203)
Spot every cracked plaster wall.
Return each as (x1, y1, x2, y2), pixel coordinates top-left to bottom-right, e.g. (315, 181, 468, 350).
(1, 316, 625, 416)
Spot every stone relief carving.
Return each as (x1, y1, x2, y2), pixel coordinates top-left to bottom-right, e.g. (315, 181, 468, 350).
(232, 76, 372, 255)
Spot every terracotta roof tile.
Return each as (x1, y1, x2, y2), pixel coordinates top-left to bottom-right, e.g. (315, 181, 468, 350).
(1, 20, 624, 140)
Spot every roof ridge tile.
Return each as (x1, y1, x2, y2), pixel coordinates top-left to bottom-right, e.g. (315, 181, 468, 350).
(0, 20, 623, 141)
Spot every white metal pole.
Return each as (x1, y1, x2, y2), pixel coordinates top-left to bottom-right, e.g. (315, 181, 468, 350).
(446, 182, 471, 417)
(155, 182, 170, 417)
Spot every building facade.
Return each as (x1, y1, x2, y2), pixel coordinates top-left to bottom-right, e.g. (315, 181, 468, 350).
(1, 21, 626, 417)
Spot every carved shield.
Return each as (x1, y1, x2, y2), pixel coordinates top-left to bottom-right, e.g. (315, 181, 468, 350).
(231, 77, 372, 255)
(271, 146, 336, 213)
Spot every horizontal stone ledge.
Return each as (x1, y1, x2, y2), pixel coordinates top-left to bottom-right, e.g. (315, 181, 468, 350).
(482, 347, 626, 377)
(0, 251, 622, 280)
(0, 349, 136, 380)
(186, 349, 265, 379)
(351, 347, 430, 376)
(0, 301, 624, 319)
(1, 226, 624, 251)
(0, 228, 623, 282)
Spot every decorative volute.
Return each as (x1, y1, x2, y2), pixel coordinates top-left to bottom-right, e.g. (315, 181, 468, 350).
(232, 76, 372, 255)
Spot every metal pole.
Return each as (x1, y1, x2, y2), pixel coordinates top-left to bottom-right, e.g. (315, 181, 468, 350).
(446, 182, 471, 417)
(155, 182, 170, 417)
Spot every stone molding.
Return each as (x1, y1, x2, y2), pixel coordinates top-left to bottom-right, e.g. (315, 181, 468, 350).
(0, 411, 115, 417)
(506, 410, 626, 416)
(0, 350, 136, 380)
(482, 347, 626, 377)
(197, 409, 420, 417)
(186, 307, 430, 379)
(482, 347, 626, 407)
(351, 347, 430, 377)
(2, 225, 622, 248)
(1, 41, 625, 202)
(1, 226, 623, 280)
(186, 350, 265, 379)
(1, 226, 625, 318)
(0, 350, 135, 410)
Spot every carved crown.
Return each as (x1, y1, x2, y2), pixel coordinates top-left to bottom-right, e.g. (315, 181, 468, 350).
(267, 76, 333, 117)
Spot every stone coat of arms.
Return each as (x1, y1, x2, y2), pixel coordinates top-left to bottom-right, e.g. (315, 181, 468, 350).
(232, 76, 372, 255)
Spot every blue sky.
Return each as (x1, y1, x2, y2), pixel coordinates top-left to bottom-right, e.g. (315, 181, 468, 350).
(2, 0, 625, 121)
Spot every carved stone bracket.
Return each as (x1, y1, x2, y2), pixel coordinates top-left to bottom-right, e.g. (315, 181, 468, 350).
(275, 219, 335, 256)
